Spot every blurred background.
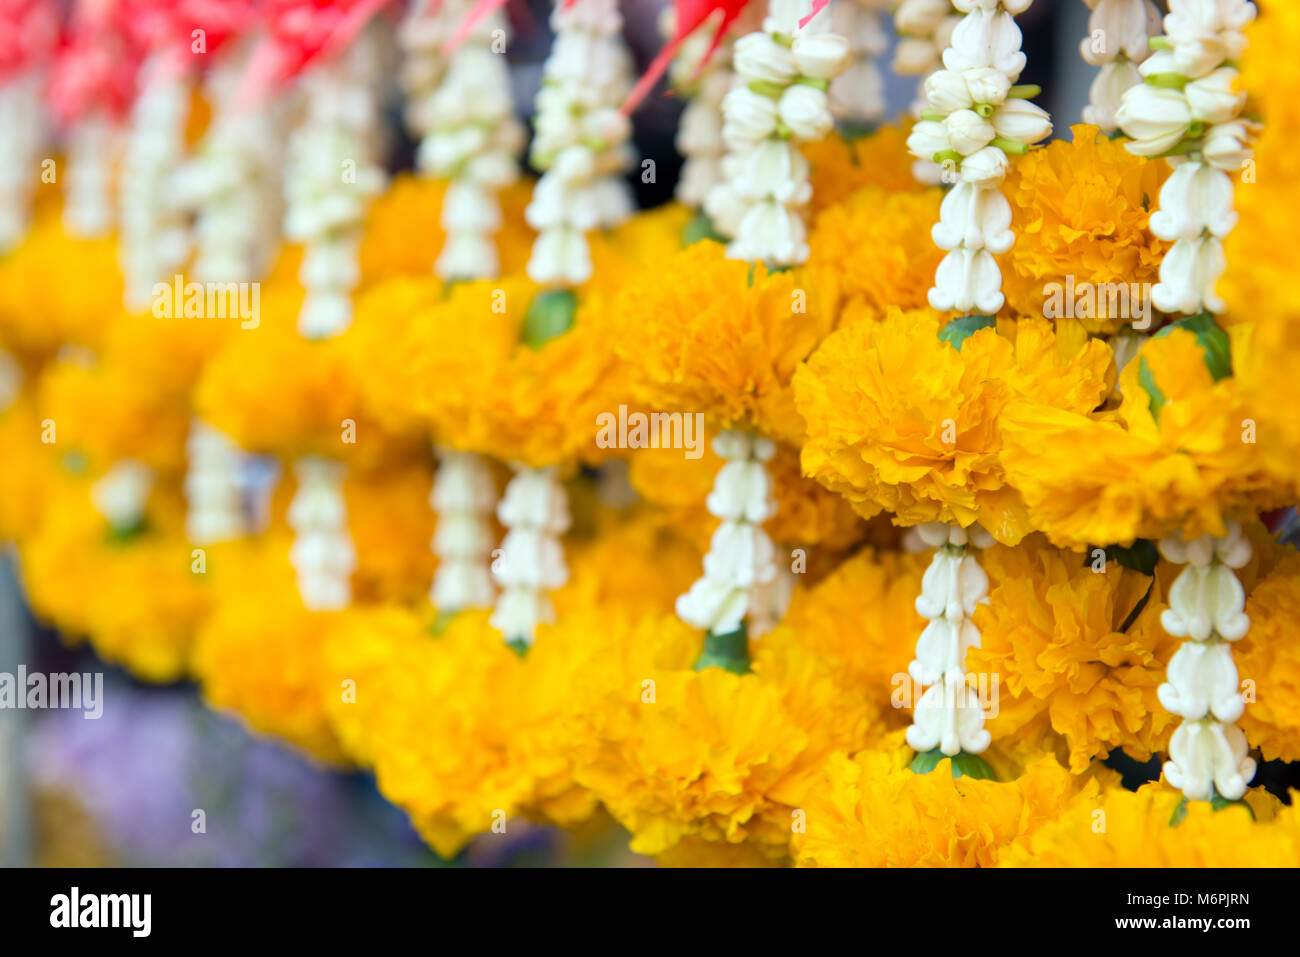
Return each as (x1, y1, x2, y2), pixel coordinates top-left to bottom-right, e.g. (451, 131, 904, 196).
(4, 0, 1264, 868)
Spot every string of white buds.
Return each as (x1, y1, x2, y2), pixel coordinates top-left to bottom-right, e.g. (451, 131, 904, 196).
(176, 45, 284, 283)
(525, 0, 635, 287)
(907, 0, 1051, 316)
(659, 6, 736, 208)
(704, 0, 850, 267)
(285, 29, 386, 339)
(416, 2, 524, 281)
(119, 54, 192, 312)
(676, 430, 779, 636)
(490, 465, 570, 647)
(287, 456, 356, 612)
(828, 0, 890, 126)
(1157, 521, 1256, 801)
(184, 420, 247, 545)
(0, 67, 46, 252)
(63, 112, 120, 239)
(904, 521, 995, 757)
(1079, 0, 1159, 132)
(430, 448, 497, 613)
(398, 0, 451, 132)
(90, 460, 154, 534)
(1115, 0, 1256, 317)
(893, 0, 961, 121)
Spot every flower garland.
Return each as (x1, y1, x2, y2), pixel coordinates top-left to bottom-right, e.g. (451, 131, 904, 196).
(0, 0, 56, 252)
(287, 456, 356, 612)
(184, 421, 247, 545)
(431, 448, 497, 614)
(827, 0, 888, 128)
(420, 0, 524, 281)
(285, 27, 387, 339)
(1115, 0, 1259, 803)
(902, 0, 1049, 770)
(525, 0, 635, 287)
(1079, 0, 1159, 133)
(705, 0, 850, 266)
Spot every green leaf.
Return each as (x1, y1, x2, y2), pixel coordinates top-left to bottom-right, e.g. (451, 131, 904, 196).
(694, 623, 750, 675)
(429, 609, 458, 637)
(938, 315, 996, 351)
(1138, 356, 1166, 419)
(61, 450, 89, 475)
(1169, 797, 1188, 827)
(681, 210, 725, 248)
(106, 518, 148, 546)
(837, 120, 877, 143)
(950, 752, 997, 780)
(1210, 792, 1255, 820)
(521, 289, 577, 349)
(909, 748, 945, 775)
(908, 749, 997, 780)
(1142, 313, 1233, 423)
(505, 637, 531, 658)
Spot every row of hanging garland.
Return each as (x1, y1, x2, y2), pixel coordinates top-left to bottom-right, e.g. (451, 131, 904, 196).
(2, 0, 1300, 865)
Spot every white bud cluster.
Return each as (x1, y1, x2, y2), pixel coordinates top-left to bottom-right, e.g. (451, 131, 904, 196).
(905, 521, 995, 757)
(284, 31, 387, 339)
(63, 112, 120, 239)
(704, 0, 850, 267)
(0, 68, 46, 252)
(175, 47, 284, 283)
(1158, 520, 1257, 802)
(1115, 0, 1257, 317)
(1079, 0, 1160, 132)
(430, 449, 497, 613)
(287, 456, 356, 612)
(676, 430, 779, 636)
(119, 54, 192, 312)
(893, 0, 961, 155)
(414, 2, 525, 281)
(828, 0, 890, 126)
(91, 459, 154, 533)
(525, 0, 635, 288)
(184, 420, 246, 545)
(490, 465, 570, 646)
(398, 0, 451, 129)
(659, 7, 742, 208)
(907, 0, 1051, 316)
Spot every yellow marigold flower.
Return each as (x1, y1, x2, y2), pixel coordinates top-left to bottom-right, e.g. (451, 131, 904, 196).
(588, 202, 693, 296)
(1000, 125, 1169, 335)
(613, 241, 838, 445)
(755, 546, 927, 738)
(967, 538, 1180, 772)
(192, 532, 351, 764)
(195, 282, 421, 466)
(1002, 783, 1300, 867)
(792, 747, 1107, 867)
(795, 307, 1112, 541)
(0, 393, 70, 544)
(20, 478, 212, 682)
(803, 124, 924, 212)
(0, 203, 121, 357)
(38, 314, 233, 478)
(805, 186, 945, 318)
(1234, 547, 1300, 763)
(1000, 327, 1288, 546)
